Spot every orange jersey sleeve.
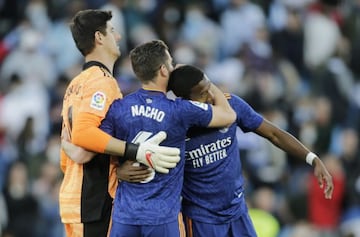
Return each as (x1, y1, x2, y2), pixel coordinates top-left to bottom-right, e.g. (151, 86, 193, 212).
(72, 112, 112, 153)
(62, 66, 122, 153)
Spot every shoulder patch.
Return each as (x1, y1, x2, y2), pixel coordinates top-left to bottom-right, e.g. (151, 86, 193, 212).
(189, 100, 209, 110)
(90, 91, 106, 110)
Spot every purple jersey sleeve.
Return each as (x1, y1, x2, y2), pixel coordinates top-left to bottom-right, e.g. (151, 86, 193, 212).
(231, 95, 263, 132)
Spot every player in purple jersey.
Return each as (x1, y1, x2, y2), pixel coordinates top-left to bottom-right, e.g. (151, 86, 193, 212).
(100, 40, 235, 237)
(166, 65, 334, 237)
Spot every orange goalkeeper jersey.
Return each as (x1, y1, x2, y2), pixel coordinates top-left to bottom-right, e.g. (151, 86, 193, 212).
(60, 61, 122, 224)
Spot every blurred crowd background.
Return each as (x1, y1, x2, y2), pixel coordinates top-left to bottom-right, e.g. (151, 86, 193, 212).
(0, 0, 359, 236)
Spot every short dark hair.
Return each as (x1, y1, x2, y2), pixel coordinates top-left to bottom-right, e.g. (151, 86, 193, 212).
(129, 40, 169, 83)
(70, 9, 112, 56)
(168, 65, 204, 99)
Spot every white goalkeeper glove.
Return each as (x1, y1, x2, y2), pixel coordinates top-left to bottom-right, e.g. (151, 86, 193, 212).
(124, 131, 180, 174)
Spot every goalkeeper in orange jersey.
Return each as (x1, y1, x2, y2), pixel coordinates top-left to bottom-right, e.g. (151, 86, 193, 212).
(59, 10, 180, 237)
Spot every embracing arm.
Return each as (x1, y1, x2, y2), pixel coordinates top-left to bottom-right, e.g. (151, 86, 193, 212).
(70, 112, 180, 173)
(208, 84, 236, 127)
(61, 140, 95, 164)
(71, 112, 126, 155)
(116, 161, 154, 183)
(61, 126, 95, 163)
(254, 119, 334, 199)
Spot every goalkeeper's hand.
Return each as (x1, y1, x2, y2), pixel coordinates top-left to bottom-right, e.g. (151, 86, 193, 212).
(124, 131, 180, 174)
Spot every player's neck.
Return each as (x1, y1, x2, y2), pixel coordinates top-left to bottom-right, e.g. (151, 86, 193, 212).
(85, 53, 116, 75)
(142, 80, 166, 94)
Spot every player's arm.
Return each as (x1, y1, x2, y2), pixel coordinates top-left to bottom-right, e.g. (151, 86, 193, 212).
(116, 160, 153, 183)
(254, 119, 334, 199)
(61, 126, 95, 164)
(71, 112, 125, 155)
(62, 140, 95, 164)
(72, 112, 180, 174)
(207, 83, 236, 127)
(62, 135, 155, 182)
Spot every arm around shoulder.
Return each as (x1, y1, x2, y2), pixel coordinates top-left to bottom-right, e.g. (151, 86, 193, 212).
(208, 83, 236, 127)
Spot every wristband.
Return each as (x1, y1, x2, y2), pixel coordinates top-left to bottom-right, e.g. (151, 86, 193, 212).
(306, 152, 317, 166)
(124, 143, 139, 161)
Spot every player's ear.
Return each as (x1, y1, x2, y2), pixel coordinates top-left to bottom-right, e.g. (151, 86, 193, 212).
(94, 31, 103, 44)
(159, 64, 169, 77)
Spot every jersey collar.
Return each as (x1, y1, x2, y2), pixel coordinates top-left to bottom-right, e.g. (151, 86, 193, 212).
(83, 61, 112, 75)
(139, 88, 166, 97)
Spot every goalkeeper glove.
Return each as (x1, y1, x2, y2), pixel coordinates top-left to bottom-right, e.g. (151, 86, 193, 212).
(124, 131, 180, 174)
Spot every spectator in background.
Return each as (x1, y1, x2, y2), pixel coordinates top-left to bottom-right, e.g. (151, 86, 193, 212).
(43, 0, 85, 78)
(248, 187, 280, 237)
(338, 128, 360, 237)
(0, 73, 50, 160)
(37, 176, 64, 237)
(151, 1, 183, 45)
(308, 154, 345, 237)
(179, 2, 222, 61)
(219, 0, 266, 58)
(25, 0, 51, 33)
(3, 161, 41, 237)
(271, 8, 307, 80)
(303, 0, 342, 86)
(312, 97, 334, 155)
(0, 26, 57, 89)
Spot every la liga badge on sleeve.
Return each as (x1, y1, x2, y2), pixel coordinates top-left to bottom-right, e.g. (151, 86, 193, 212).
(90, 91, 106, 110)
